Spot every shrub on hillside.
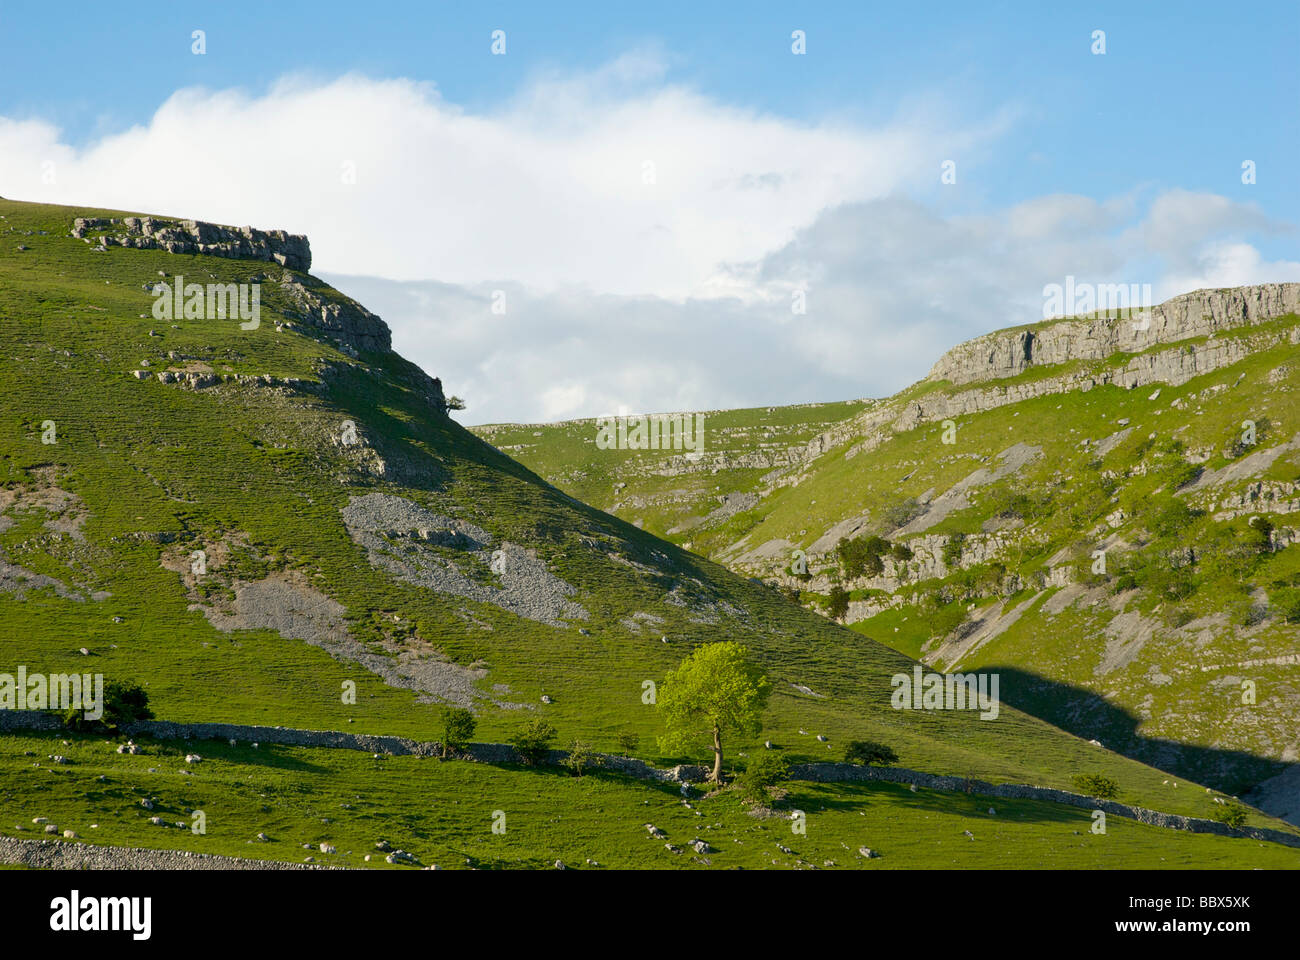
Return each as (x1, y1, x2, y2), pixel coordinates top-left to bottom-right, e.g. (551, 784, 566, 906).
(562, 739, 596, 777)
(941, 532, 965, 567)
(1147, 498, 1199, 540)
(616, 732, 640, 755)
(65, 680, 154, 732)
(736, 751, 789, 803)
(889, 541, 914, 562)
(438, 705, 476, 758)
(1165, 460, 1203, 491)
(1270, 586, 1300, 624)
(1211, 801, 1248, 829)
(920, 591, 966, 636)
(1245, 516, 1274, 554)
(510, 718, 557, 766)
(878, 496, 924, 532)
(844, 740, 899, 767)
(836, 535, 889, 580)
(826, 585, 850, 621)
(1071, 773, 1119, 799)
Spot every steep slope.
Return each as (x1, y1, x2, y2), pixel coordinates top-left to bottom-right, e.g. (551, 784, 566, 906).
(475, 284, 1300, 812)
(1, 197, 1295, 866)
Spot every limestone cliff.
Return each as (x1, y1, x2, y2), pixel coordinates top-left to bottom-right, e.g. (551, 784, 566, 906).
(72, 216, 311, 271)
(926, 283, 1300, 386)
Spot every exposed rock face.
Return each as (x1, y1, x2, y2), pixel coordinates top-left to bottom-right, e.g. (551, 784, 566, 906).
(73, 213, 409, 359)
(838, 321, 1295, 462)
(279, 277, 391, 353)
(341, 493, 589, 627)
(72, 216, 311, 271)
(927, 283, 1300, 385)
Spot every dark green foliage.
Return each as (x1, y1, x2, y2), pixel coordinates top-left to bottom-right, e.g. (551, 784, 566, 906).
(1245, 515, 1274, 554)
(510, 718, 557, 766)
(562, 739, 595, 776)
(1071, 773, 1119, 799)
(878, 496, 923, 532)
(1165, 461, 1203, 491)
(615, 732, 640, 755)
(919, 590, 966, 636)
(941, 532, 965, 567)
(844, 740, 899, 766)
(66, 680, 154, 733)
(1211, 801, 1248, 829)
(438, 706, 477, 758)
(1271, 586, 1300, 624)
(836, 535, 891, 579)
(1147, 498, 1199, 539)
(736, 750, 789, 803)
(889, 541, 914, 562)
(826, 584, 850, 621)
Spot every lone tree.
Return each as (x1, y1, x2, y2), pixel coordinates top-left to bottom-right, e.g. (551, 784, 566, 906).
(658, 641, 771, 783)
(438, 706, 476, 759)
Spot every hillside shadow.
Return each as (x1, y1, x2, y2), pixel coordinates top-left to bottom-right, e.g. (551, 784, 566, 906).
(986, 664, 1292, 798)
(787, 778, 1088, 828)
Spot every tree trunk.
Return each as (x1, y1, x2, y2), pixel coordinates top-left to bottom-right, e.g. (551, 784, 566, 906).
(711, 724, 723, 782)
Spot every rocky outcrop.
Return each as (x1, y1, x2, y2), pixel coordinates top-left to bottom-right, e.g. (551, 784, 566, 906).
(927, 283, 1300, 386)
(72, 216, 311, 271)
(278, 277, 391, 353)
(838, 322, 1295, 462)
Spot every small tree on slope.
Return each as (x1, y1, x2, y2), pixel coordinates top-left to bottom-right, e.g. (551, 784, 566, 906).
(657, 641, 771, 783)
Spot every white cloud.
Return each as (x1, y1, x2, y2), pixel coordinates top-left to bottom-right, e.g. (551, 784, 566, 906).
(3, 65, 1295, 426)
(0, 61, 989, 299)
(326, 190, 1300, 424)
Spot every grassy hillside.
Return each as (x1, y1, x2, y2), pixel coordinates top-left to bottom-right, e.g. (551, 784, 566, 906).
(475, 288, 1300, 805)
(1, 196, 1295, 867)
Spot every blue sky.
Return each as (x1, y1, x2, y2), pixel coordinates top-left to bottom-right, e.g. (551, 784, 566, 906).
(1, 2, 1296, 420)
(5, 1, 1295, 224)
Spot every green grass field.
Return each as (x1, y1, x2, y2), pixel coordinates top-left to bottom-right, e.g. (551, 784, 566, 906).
(3, 731, 1295, 869)
(2, 196, 1297, 868)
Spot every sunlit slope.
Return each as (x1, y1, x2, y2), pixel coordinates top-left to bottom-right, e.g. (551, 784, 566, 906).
(0, 197, 1292, 844)
(475, 285, 1300, 802)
